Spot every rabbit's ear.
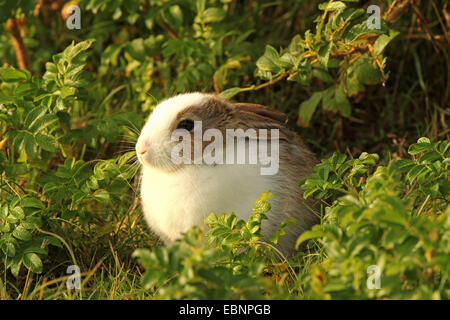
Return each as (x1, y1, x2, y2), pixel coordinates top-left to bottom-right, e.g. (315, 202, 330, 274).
(234, 103, 287, 124)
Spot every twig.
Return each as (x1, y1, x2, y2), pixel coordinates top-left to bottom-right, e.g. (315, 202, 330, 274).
(213, 73, 220, 94)
(157, 18, 178, 40)
(404, 33, 448, 43)
(6, 18, 31, 71)
(384, 0, 414, 24)
(239, 71, 291, 93)
(410, 2, 441, 53)
(430, 0, 450, 46)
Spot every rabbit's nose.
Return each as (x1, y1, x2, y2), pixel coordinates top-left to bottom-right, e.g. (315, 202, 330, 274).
(138, 141, 150, 155)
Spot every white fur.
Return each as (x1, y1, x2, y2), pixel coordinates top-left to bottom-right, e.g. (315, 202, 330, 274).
(136, 92, 207, 165)
(140, 163, 278, 244)
(137, 93, 280, 244)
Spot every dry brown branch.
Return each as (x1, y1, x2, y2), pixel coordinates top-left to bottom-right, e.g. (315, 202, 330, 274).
(384, 0, 414, 24)
(443, 0, 450, 28)
(6, 18, 31, 71)
(430, 0, 450, 46)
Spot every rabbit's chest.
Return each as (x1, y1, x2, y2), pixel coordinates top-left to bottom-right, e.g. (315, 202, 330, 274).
(139, 164, 278, 243)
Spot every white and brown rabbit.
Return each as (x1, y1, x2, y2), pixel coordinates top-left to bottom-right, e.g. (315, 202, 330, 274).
(135, 92, 319, 255)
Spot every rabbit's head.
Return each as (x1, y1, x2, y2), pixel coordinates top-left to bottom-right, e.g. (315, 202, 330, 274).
(136, 92, 295, 173)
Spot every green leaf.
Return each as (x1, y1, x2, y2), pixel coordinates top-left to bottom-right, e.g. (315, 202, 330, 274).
(97, 120, 120, 142)
(0, 241, 16, 257)
(102, 43, 125, 66)
(10, 256, 23, 277)
(205, 212, 218, 226)
(63, 39, 95, 62)
(25, 107, 47, 132)
(201, 7, 226, 23)
(256, 45, 281, 73)
(374, 30, 399, 56)
(23, 132, 37, 159)
(23, 252, 43, 274)
(60, 86, 76, 99)
(162, 5, 183, 27)
(36, 133, 58, 152)
(10, 207, 25, 219)
(0, 206, 7, 219)
(279, 53, 299, 68)
(23, 245, 47, 255)
(126, 38, 146, 61)
(346, 70, 365, 96)
(1, 68, 29, 82)
(417, 137, 431, 144)
(419, 151, 441, 163)
(318, 1, 346, 11)
(318, 42, 332, 70)
(296, 229, 324, 248)
(252, 199, 272, 215)
(15, 82, 37, 96)
(408, 141, 433, 155)
(219, 87, 242, 100)
(438, 140, 450, 154)
(343, 21, 385, 43)
(12, 225, 32, 241)
(354, 59, 382, 85)
(93, 189, 110, 203)
(335, 82, 351, 117)
(312, 68, 334, 83)
(406, 164, 428, 182)
(298, 91, 323, 126)
(322, 87, 335, 111)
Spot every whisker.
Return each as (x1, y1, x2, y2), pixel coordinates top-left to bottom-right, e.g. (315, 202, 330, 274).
(145, 91, 159, 105)
(120, 135, 139, 142)
(117, 139, 137, 143)
(123, 121, 142, 136)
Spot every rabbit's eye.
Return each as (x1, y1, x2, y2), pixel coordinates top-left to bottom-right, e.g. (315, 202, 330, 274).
(176, 119, 195, 131)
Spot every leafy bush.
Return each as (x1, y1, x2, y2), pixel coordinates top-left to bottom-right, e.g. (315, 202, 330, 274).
(133, 138, 449, 300)
(0, 40, 138, 278)
(298, 137, 449, 299)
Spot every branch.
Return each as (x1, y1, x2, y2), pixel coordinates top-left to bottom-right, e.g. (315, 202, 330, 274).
(384, 0, 414, 25)
(239, 72, 290, 92)
(6, 18, 31, 71)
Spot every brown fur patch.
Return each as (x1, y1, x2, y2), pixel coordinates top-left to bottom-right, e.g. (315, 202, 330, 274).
(169, 95, 309, 163)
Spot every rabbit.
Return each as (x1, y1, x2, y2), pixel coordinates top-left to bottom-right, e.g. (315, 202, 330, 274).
(135, 92, 319, 256)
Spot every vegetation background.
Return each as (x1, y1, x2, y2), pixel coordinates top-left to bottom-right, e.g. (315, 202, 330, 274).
(0, 0, 448, 299)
